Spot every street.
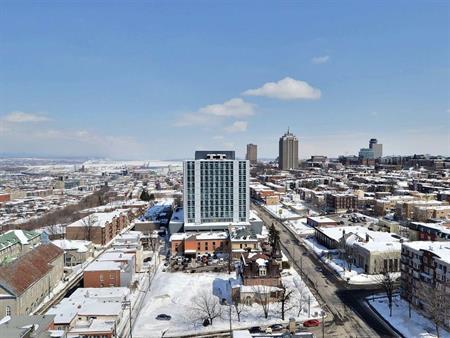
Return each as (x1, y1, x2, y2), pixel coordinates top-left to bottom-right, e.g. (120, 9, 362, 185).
(253, 202, 401, 338)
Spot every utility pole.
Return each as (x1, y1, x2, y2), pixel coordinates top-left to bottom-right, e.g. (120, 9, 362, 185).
(321, 310, 325, 338)
(308, 296, 311, 318)
(227, 280, 233, 338)
(122, 299, 132, 338)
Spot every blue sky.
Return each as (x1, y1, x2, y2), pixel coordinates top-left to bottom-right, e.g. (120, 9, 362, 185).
(1, 1, 449, 159)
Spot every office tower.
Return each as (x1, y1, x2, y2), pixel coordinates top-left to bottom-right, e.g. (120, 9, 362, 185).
(359, 148, 375, 159)
(183, 150, 249, 231)
(369, 138, 383, 159)
(278, 129, 299, 170)
(246, 144, 257, 164)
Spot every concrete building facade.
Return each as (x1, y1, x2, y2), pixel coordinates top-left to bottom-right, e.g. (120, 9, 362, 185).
(278, 129, 299, 170)
(183, 151, 250, 230)
(246, 143, 258, 164)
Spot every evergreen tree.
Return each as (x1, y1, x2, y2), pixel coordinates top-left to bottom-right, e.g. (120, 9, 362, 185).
(140, 189, 151, 201)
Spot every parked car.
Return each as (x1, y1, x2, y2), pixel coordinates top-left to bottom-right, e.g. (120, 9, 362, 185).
(303, 319, 320, 327)
(156, 314, 171, 321)
(249, 326, 262, 333)
(270, 323, 285, 331)
(314, 266, 322, 272)
(302, 252, 308, 256)
(265, 327, 273, 334)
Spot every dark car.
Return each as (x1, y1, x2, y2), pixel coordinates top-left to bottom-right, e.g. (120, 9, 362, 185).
(314, 266, 322, 272)
(302, 252, 308, 256)
(156, 314, 171, 321)
(303, 319, 320, 327)
(249, 326, 263, 333)
(270, 323, 285, 331)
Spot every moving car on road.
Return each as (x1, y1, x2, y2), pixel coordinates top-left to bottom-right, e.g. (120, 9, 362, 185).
(303, 319, 320, 327)
(155, 314, 171, 321)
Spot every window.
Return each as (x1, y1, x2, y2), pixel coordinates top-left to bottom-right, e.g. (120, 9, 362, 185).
(99, 274, 104, 282)
(5, 306, 11, 316)
(259, 267, 267, 276)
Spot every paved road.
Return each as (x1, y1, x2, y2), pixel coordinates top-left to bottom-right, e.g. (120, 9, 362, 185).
(253, 203, 401, 338)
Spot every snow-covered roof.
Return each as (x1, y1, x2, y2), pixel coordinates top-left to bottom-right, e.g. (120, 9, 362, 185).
(403, 241, 450, 264)
(47, 287, 129, 324)
(67, 210, 126, 228)
(51, 239, 91, 253)
(318, 225, 401, 243)
(84, 260, 122, 271)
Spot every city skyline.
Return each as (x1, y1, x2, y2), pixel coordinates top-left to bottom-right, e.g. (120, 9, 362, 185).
(1, 1, 449, 159)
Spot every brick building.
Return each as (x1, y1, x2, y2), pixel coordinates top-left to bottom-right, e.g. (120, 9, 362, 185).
(66, 210, 129, 246)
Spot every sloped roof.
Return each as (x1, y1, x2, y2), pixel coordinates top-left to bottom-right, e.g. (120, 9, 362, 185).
(0, 230, 40, 250)
(0, 243, 63, 296)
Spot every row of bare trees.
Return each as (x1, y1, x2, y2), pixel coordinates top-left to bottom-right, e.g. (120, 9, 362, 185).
(17, 186, 114, 231)
(189, 283, 312, 326)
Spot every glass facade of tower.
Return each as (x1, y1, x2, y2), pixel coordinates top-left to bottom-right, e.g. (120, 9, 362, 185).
(184, 154, 249, 227)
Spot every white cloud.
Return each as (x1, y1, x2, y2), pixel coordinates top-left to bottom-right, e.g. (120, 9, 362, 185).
(198, 98, 255, 117)
(311, 55, 330, 64)
(224, 120, 248, 133)
(2, 111, 50, 123)
(175, 98, 255, 127)
(242, 77, 321, 100)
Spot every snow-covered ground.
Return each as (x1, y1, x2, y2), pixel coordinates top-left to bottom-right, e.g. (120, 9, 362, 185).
(133, 267, 321, 338)
(368, 295, 450, 338)
(303, 237, 400, 284)
(263, 204, 301, 220)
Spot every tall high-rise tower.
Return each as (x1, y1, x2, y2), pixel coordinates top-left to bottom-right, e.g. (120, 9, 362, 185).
(369, 138, 383, 159)
(246, 144, 257, 164)
(278, 129, 299, 170)
(183, 150, 249, 231)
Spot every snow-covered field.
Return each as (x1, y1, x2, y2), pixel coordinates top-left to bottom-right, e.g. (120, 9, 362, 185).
(303, 237, 400, 284)
(133, 267, 321, 337)
(368, 295, 450, 338)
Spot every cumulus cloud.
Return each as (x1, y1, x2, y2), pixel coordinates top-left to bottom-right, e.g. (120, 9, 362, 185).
(2, 111, 50, 123)
(242, 77, 321, 100)
(224, 120, 248, 133)
(198, 98, 255, 117)
(175, 98, 255, 127)
(311, 55, 330, 64)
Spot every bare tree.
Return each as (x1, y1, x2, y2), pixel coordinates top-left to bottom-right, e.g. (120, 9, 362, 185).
(428, 281, 450, 338)
(190, 290, 223, 325)
(81, 214, 97, 241)
(233, 301, 246, 322)
(401, 277, 414, 319)
(375, 271, 398, 317)
(253, 285, 273, 319)
(278, 285, 295, 320)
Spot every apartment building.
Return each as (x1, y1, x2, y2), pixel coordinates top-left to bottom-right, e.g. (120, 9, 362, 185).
(66, 209, 129, 246)
(183, 151, 249, 231)
(325, 193, 358, 212)
(400, 242, 450, 330)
